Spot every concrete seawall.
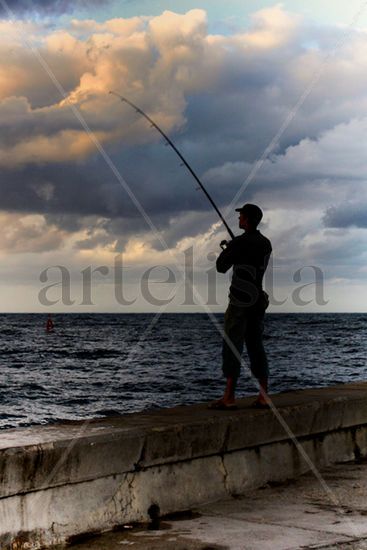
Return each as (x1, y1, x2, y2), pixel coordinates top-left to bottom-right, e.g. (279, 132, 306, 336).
(2, 382, 367, 549)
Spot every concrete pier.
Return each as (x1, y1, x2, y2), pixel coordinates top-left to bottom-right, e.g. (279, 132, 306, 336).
(67, 459, 367, 549)
(1, 382, 367, 549)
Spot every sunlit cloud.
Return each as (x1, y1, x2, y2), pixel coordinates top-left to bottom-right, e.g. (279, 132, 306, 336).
(0, 212, 66, 253)
(0, 5, 366, 310)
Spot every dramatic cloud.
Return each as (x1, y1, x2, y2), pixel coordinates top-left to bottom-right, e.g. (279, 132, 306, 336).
(0, 4, 366, 313)
(2, 0, 110, 15)
(0, 212, 66, 253)
(324, 202, 367, 228)
(203, 115, 367, 229)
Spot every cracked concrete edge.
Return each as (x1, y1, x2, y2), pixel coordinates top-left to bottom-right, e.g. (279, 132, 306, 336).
(3, 423, 366, 549)
(0, 426, 360, 503)
(3, 387, 367, 501)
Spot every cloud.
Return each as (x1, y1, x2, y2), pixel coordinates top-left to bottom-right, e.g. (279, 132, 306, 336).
(323, 202, 367, 228)
(0, 4, 367, 272)
(0, 128, 113, 165)
(204, 115, 367, 222)
(0, 213, 66, 253)
(3, 0, 110, 16)
(237, 4, 301, 49)
(0, 27, 91, 107)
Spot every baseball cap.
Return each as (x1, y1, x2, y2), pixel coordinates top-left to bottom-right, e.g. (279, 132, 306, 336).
(235, 203, 263, 226)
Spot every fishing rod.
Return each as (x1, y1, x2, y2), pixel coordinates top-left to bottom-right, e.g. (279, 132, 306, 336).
(109, 91, 235, 241)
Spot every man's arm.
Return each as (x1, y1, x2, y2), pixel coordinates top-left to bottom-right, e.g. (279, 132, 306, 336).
(216, 240, 237, 273)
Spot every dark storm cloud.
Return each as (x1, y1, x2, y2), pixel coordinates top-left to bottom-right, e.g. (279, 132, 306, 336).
(2, 5, 367, 255)
(0, 142, 223, 250)
(148, 211, 217, 250)
(323, 202, 367, 229)
(0, 99, 84, 147)
(3, 0, 110, 15)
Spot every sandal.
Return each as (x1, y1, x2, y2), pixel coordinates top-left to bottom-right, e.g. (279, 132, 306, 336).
(208, 401, 238, 410)
(250, 401, 270, 409)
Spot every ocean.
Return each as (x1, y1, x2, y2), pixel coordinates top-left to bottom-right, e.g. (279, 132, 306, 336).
(0, 313, 366, 430)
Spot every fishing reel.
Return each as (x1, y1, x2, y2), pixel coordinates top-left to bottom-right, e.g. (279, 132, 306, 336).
(220, 240, 228, 250)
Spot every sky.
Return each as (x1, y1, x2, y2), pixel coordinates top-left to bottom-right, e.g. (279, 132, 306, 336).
(0, 0, 367, 312)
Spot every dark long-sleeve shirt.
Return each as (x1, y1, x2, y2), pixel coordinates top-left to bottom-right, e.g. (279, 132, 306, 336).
(216, 230, 272, 306)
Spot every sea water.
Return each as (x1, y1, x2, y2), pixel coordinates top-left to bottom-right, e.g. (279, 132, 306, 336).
(0, 313, 366, 429)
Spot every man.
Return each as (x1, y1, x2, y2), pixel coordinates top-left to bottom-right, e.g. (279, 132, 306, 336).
(211, 203, 272, 410)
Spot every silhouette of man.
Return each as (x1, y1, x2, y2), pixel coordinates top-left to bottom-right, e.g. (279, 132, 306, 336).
(211, 203, 272, 409)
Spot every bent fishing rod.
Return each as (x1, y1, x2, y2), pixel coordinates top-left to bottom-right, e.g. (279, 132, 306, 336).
(110, 91, 235, 241)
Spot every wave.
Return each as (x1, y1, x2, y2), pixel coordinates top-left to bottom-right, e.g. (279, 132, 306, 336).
(0, 312, 366, 430)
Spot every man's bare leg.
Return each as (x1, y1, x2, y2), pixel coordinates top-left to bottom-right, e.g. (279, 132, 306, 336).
(222, 376, 236, 404)
(255, 377, 269, 405)
(210, 376, 237, 408)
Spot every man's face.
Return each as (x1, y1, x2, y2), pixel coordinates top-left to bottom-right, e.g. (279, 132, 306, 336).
(239, 212, 249, 230)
